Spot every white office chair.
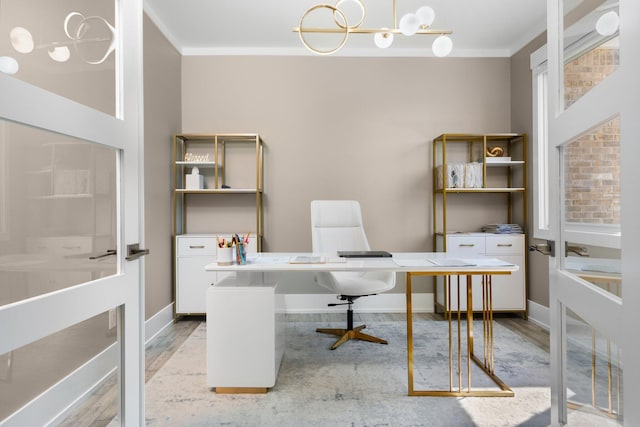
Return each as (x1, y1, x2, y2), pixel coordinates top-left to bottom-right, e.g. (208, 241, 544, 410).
(310, 200, 396, 350)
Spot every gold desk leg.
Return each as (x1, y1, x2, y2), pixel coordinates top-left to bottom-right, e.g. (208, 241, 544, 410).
(407, 272, 514, 397)
(456, 276, 462, 392)
(467, 274, 473, 392)
(449, 276, 453, 392)
(406, 272, 414, 396)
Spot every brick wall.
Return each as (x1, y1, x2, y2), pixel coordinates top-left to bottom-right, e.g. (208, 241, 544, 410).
(563, 46, 620, 225)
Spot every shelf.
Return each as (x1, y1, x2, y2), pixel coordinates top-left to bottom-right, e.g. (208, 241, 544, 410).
(175, 188, 260, 194)
(175, 161, 217, 167)
(485, 160, 525, 167)
(436, 187, 525, 193)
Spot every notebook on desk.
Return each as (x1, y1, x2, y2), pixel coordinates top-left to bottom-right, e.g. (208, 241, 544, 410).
(337, 250, 392, 258)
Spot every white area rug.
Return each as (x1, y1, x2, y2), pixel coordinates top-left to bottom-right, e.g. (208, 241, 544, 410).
(143, 319, 558, 426)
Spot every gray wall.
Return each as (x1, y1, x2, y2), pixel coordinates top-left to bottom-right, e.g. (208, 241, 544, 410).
(181, 55, 513, 294)
(143, 14, 181, 318)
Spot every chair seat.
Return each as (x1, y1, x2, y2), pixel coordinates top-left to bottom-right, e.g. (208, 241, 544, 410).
(316, 271, 395, 296)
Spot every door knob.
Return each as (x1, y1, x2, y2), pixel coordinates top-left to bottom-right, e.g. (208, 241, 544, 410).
(89, 249, 116, 259)
(125, 243, 150, 261)
(528, 240, 555, 257)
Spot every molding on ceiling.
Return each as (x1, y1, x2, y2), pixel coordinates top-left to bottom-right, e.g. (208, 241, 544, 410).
(144, 3, 545, 60)
(180, 46, 515, 58)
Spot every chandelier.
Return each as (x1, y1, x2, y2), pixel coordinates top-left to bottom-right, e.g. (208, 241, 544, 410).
(293, 0, 453, 56)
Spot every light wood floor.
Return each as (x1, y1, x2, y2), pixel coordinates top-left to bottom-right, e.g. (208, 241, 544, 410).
(59, 312, 549, 426)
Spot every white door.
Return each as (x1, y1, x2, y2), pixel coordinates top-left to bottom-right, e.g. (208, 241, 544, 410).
(0, 0, 145, 426)
(546, 0, 640, 425)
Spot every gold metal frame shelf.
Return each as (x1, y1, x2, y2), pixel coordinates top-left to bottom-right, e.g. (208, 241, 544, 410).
(432, 133, 528, 318)
(435, 187, 525, 194)
(172, 133, 264, 248)
(175, 189, 260, 194)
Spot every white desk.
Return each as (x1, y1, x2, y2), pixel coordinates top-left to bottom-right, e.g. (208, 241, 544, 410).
(204, 252, 518, 396)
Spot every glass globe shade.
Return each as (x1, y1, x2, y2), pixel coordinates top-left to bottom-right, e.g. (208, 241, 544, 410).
(416, 6, 435, 27)
(335, 0, 365, 29)
(10, 27, 34, 54)
(399, 13, 419, 36)
(48, 46, 71, 62)
(595, 11, 619, 36)
(0, 56, 19, 75)
(432, 35, 453, 57)
(374, 30, 394, 48)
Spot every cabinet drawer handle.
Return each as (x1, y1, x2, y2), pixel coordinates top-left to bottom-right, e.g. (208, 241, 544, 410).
(497, 243, 513, 247)
(189, 245, 206, 249)
(62, 246, 82, 250)
(458, 244, 475, 247)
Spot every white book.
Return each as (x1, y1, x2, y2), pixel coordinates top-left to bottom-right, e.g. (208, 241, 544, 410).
(289, 255, 326, 264)
(426, 258, 476, 267)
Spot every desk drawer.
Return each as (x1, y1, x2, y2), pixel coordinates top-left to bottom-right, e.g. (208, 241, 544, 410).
(445, 235, 485, 256)
(485, 235, 523, 255)
(177, 236, 217, 257)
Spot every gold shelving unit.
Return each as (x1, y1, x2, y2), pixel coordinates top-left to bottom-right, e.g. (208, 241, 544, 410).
(432, 133, 527, 244)
(432, 133, 528, 317)
(172, 133, 264, 250)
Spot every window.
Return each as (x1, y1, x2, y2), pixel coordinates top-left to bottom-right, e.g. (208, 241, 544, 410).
(531, 48, 551, 240)
(531, 11, 620, 246)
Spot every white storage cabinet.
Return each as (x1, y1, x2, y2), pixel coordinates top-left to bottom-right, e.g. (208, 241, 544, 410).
(435, 233, 526, 314)
(175, 234, 257, 316)
(206, 276, 285, 391)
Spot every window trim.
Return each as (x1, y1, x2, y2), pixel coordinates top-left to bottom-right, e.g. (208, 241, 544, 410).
(530, 36, 621, 248)
(531, 47, 552, 241)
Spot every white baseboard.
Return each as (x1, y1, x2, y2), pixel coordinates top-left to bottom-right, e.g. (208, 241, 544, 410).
(1, 303, 175, 427)
(145, 303, 176, 345)
(527, 299, 550, 330)
(284, 293, 434, 313)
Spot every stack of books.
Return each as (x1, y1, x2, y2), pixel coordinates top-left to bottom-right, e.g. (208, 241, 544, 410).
(481, 224, 523, 234)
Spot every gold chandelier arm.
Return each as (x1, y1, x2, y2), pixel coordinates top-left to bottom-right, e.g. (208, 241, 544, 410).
(393, 0, 397, 29)
(293, 27, 452, 35)
(298, 4, 349, 55)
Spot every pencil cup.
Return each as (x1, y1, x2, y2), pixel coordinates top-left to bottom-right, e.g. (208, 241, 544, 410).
(217, 246, 234, 266)
(236, 242, 247, 265)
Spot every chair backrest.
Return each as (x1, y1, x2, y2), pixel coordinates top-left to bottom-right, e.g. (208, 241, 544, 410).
(310, 200, 370, 255)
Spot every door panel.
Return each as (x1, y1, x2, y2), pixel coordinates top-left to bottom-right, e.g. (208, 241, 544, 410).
(0, 119, 119, 423)
(0, 0, 143, 425)
(562, 0, 620, 110)
(549, 0, 634, 424)
(0, 310, 118, 423)
(0, 119, 117, 305)
(561, 115, 621, 302)
(566, 308, 623, 425)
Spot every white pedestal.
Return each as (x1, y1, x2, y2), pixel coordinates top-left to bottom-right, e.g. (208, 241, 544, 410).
(206, 274, 285, 392)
